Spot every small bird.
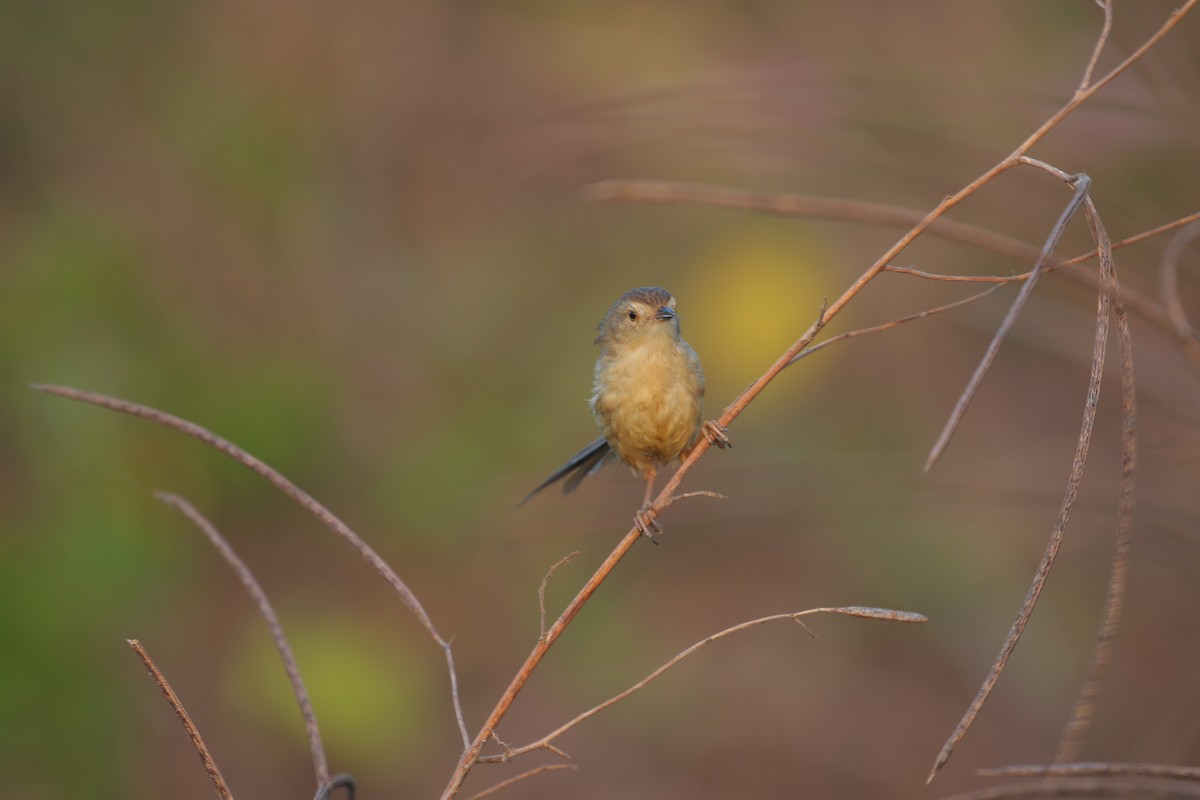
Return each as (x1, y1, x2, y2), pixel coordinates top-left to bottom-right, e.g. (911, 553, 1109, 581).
(520, 286, 729, 535)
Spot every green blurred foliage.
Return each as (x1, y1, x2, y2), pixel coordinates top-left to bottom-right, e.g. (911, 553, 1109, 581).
(3, 2, 1200, 799)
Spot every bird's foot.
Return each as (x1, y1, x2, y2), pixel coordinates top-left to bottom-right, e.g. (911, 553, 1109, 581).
(702, 420, 732, 449)
(634, 505, 662, 544)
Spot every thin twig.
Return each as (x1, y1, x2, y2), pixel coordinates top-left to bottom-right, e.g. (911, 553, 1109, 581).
(1159, 222, 1200, 367)
(884, 266, 1019, 284)
(1077, 1, 1115, 92)
(463, 764, 577, 800)
(924, 169, 1091, 472)
(789, 286, 1001, 366)
(31, 384, 471, 749)
(938, 777, 1200, 800)
(155, 492, 330, 787)
(539, 552, 580, 642)
(1055, 197, 1137, 761)
(660, 489, 727, 508)
(127, 639, 235, 800)
(980, 763, 1200, 781)
(1110, 211, 1200, 265)
(480, 606, 926, 762)
(927, 179, 1115, 783)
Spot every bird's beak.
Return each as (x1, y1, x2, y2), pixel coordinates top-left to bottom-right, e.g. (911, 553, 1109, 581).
(655, 306, 677, 322)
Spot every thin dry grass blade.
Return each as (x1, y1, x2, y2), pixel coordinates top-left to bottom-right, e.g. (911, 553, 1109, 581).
(1056, 201, 1137, 761)
(463, 764, 577, 800)
(927, 184, 1112, 783)
(156, 492, 330, 786)
(128, 639, 235, 800)
(1076, 1, 1114, 92)
(538, 552, 580, 642)
(789, 286, 1000, 366)
(483, 606, 926, 762)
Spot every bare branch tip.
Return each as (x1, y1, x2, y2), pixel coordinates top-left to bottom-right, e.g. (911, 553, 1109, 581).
(927, 753, 949, 785)
(843, 607, 928, 623)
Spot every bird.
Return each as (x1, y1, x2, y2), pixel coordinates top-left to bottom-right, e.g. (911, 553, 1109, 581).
(520, 286, 729, 536)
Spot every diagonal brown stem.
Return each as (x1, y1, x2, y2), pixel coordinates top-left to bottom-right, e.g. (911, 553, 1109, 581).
(128, 639, 235, 800)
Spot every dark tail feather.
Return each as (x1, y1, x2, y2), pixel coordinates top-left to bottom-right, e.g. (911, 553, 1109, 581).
(518, 437, 612, 507)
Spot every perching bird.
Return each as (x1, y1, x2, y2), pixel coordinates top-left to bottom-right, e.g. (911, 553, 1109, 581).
(520, 286, 728, 534)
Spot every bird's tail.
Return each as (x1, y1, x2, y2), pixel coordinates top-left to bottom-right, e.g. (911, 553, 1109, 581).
(518, 436, 613, 507)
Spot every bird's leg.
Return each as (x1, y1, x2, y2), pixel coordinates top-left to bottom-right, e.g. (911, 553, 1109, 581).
(634, 472, 662, 543)
(701, 420, 732, 449)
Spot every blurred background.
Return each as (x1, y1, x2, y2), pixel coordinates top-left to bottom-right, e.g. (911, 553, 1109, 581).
(3, 2, 1200, 798)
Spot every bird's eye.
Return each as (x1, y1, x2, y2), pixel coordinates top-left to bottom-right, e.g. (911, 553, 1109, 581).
(627, 309, 638, 321)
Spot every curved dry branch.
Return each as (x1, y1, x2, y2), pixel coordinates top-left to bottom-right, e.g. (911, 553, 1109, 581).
(980, 763, 1200, 781)
(1076, 0, 1114, 92)
(928, 177, 1122, 781)
(1055, 197, 1138, 761)
(156, 492, 330, 787)
(789, 286, 1001, 366)
(538, 552, 580, 642)
(481, 606, 926, 763)
(31, 384, 470, 749)
(128, 639, 235, 800)
(463, 764, 577, 800)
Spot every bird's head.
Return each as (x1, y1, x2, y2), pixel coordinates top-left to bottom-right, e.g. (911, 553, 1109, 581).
(596, 286, 681, 347)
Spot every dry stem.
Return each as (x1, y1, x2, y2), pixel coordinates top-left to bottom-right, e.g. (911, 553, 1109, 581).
(128, 639, 235, 800)
(980, 763, 1200, 781)
(538, 552, 580, 642)
(1055, 195, 1138, 762)
(789, 286, 1001, 366)
(156, 492, 330, 787)
(463, 765, 577, 800)
(479, 606, 925, 762)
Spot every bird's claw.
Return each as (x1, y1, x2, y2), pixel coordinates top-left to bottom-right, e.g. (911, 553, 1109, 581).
(702, 420, 731, 449)
(634, 506, 662, 544)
